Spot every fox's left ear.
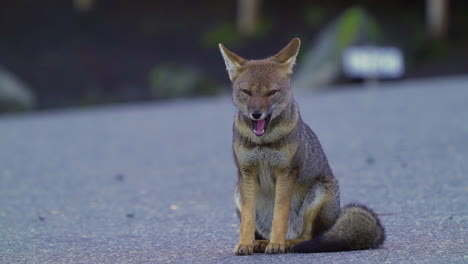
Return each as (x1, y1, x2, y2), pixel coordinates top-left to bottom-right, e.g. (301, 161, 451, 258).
(219, 44, 247, 81)
(272, 38, 301, 74)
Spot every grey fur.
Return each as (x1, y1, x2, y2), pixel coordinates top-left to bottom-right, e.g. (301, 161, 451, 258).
(223, 38, 385, 253)
(233, 100, 385, 251)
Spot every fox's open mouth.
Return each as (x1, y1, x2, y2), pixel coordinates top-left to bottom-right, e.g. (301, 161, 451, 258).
(252, 114, 271, 137)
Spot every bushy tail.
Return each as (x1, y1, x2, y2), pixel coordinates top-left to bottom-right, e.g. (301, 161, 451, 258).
(292, 203, 385, 253)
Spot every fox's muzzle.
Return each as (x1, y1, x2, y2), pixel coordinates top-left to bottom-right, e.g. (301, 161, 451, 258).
(250, 110, 264, 120)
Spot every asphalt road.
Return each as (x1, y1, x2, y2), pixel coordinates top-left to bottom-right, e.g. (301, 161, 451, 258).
(1, 76, 467, 263)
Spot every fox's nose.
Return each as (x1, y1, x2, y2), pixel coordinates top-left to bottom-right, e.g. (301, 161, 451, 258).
(251, 111, 263, 120)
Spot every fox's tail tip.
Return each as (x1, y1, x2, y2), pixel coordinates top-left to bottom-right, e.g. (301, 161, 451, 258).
(344, 203, 386, 245)
(292, 203, 385, 253)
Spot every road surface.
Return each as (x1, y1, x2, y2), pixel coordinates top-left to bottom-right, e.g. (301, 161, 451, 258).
(1, 76, 467, 263)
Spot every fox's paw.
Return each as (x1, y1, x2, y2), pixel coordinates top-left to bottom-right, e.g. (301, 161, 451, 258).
(234, 243, 253, 255)
(265, 242, 285, 254)
(253, 240, 269, 253)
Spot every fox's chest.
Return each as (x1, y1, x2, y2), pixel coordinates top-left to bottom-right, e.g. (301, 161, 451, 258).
(235, 145, 295, 189)
(235, 146, 291, 168)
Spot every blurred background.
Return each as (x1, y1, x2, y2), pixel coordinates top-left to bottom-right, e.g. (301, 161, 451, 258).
(0, 0, 467, 113)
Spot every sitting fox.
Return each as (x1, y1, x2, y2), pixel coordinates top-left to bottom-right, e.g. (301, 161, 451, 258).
(218, 38, 385, 255)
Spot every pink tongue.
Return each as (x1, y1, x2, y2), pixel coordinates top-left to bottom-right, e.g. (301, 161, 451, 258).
(254, 119, 266, 136)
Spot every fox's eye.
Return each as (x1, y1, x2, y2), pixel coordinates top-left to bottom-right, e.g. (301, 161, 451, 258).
(241, 89, 252, 96)
(267, 90, 279, 96)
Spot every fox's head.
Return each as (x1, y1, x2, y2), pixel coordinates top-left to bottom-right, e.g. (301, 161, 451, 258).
(219, 38, 301, 137)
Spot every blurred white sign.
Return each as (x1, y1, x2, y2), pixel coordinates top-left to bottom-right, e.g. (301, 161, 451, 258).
(342, 46, 404, 79)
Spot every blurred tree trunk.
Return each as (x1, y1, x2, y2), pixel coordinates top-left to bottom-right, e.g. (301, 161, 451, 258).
(237, 0, 262, 36)
(74, 0, 95, 13)
(426, 0, 449, 39)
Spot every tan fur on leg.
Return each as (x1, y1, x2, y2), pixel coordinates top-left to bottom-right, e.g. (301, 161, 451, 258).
(265, 169, 296, 254)
(234, 171, 258, 255)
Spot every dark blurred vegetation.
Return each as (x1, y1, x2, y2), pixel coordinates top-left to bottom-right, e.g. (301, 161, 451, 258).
(0, 0, 467, 112)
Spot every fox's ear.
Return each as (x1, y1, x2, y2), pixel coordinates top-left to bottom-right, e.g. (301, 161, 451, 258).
(272, 38, 301, 74)
(219, 44, 247, 81)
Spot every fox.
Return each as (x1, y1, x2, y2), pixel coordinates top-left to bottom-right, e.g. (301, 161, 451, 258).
(218, 38, 385, 255)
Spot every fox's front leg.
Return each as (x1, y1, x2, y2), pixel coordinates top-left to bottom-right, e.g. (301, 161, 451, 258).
(265, 168, 296, 254)
(234, 169, 258, 256)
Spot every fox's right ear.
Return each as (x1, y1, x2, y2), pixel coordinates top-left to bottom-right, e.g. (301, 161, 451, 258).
(219, 44, 247, 81)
